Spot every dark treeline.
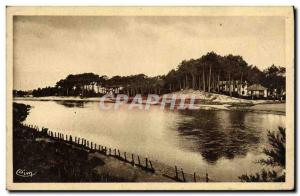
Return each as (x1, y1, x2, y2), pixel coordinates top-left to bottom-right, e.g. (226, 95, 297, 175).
(13, 52, 286, 98)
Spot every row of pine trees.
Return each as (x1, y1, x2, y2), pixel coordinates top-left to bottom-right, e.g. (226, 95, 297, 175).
(13, 52, 286, 98)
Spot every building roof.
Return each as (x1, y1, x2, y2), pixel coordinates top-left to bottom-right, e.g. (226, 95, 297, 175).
(247, 84, 267, 91)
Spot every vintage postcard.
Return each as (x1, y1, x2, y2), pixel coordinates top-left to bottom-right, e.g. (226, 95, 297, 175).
(6, 6, 294, 190)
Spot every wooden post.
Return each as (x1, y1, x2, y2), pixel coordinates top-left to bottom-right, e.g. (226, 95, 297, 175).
(124, 152, 127, 161)
(145, 158, 148, 168)
(137, 155, 141, 166)
(206, 173, 209, 182)
(54, 132, 56, 138)
(114, 149, 117, 156)
(131, 154, 135, 165)
(69, 135, 72, 142)
(149, 160, 154, 171)
(175, 166, 178, 180)
(194, 172, 196, 182)
(94, 143, 96, 149)
(109, 148, 111, 155)
(118, 150, 121, 158)
(66, 134, 68, 141)
(91, 142, 93, 149)
(87, 141, 89, 148)
(181, 168, 186, 182)
(75, 137, 77, 143)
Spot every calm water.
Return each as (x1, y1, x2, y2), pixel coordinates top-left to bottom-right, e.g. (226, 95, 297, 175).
(15, 100, 285, 182)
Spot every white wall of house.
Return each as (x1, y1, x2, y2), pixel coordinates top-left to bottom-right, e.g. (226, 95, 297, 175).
(264, 89, 267, 97)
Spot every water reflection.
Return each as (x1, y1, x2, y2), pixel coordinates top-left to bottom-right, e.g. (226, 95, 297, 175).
(15, 100, 285, 181)
(55, 100, 86, 108)
(177, 110, 261, 164)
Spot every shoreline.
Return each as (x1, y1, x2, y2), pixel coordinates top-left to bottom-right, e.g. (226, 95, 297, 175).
(14, 123, 209, 182)
(14, 96, 286, 115)
(13, 103, 208, 182)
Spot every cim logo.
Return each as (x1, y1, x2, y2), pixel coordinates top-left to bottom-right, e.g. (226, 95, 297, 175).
(16, 169, 37, 177)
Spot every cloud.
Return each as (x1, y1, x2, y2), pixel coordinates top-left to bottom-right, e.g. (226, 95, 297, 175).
(13, 16, 286, 90)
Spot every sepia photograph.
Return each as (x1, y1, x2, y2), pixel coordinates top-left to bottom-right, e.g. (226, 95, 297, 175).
(6, 6, 294, 190)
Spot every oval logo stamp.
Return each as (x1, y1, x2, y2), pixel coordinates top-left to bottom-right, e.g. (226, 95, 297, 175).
(16, 169, 37, 177)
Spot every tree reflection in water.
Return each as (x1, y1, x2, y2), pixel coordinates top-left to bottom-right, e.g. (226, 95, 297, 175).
(55, 101, 86, 108)
(177, 110, 262, 164)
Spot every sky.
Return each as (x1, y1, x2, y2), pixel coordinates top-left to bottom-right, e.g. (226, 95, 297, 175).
(13, 16, 286, 90)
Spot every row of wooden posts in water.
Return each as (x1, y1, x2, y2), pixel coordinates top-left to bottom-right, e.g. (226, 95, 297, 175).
(22, 123, 209, 182)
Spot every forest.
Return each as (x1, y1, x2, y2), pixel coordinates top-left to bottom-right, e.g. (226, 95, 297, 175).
(13, 52, 286, 98)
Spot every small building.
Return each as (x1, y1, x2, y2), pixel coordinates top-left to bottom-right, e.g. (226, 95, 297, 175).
(237, 81, 248, 97)
(218, 80, 248, 97)
(247, 84, 267, 98)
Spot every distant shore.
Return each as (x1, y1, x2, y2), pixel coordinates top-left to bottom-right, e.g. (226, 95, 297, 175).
(14, 91, 285, 114)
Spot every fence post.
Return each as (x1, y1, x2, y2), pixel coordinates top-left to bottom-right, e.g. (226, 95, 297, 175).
(149, 160, 154, 171)
(206, 173, 209, 182)
(194, 172, 196, 182)
(109, 148, 111, 155)
(131, 154, 135, 165)
(69, 135, 72, 143)
(118, 150, 121, 158)
(175, 166, 178, 180)
(181, 168, 186, 182)
(91, 142, 93, 149)
(145, 158, 148, 168)
(124, 152, 127, 161)
(138, 155, 141, 166)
